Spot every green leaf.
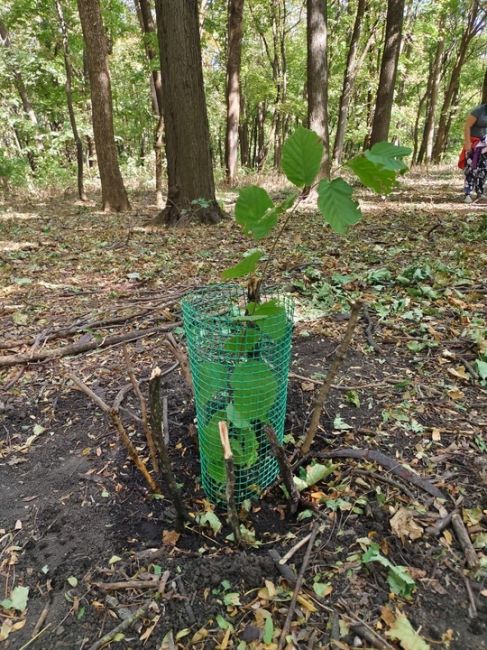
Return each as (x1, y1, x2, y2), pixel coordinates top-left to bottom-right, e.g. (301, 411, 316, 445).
(347, 153, 397, 194)
(222, 249, 264, 280)
(201, 411, 227, 483)
(276, 192, 298, 213)
(247, 299, 288, 341)
(216, 614, 233, 630)
(263, 612, 274, 644)
(197, 361, 228, 405)
(317, 178, 362, 234)
(231, 360, 277, 419)
(235, 186, 276, 239)
(362, 543, 390, 567)
(281, 126, 323, 187)
(67, 576, 78, 588)
(387, 565, 416, 598)
(223, 592, 241, 606)
(386, 612, 430, 649)
(224, 328, 259, 354)
(304, 462, 335, 487)
(365, 142, 412, 173)
(0, 586, 29, 612)
(313, 582, 332, 597)
(231, 427, 258, 467)
(226, 403, 251, 428)
(476, 359, 487, 380)
(198, 511, 223, 534)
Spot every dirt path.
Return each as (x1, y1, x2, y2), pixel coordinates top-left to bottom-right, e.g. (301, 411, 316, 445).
(1, 169, 486, 649)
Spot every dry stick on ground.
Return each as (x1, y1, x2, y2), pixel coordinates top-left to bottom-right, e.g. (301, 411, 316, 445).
(93, 579, 160, 591)
(0, 324, 179, 368)
(451, 512, 479, 569)
(362, 304, 381, 353)
(148, 366, 189, 531)
(87, 600, 154, 650)
(123, 346, 160, 474)
(301, 301, 363, 455)
(353, 468, 416, 501)
(165, 333, 192, 388)
(219, 421, 241, 544)
(67, 372, 159, 493)
(312, 448, 446, 500)
(277, 521, 320, 650)
(265, 425, 300, 514)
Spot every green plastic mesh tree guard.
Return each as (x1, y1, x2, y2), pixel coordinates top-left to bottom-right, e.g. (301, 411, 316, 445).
(182, 284, 294, 505)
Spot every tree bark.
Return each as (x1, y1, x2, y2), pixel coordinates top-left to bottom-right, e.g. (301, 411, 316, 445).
(54, 0, 86, 201)
(154, 0, 223, 225)
(369, 0, 405, 146)
(76, 0, 130, 212)
(482, 66, 487, 104)
(225, 0, 244, 185)
(416, 21, 444, 165)
(333, 0, 366, 164)
(307, 0, 330, 177)
(432, 0, 483, 162)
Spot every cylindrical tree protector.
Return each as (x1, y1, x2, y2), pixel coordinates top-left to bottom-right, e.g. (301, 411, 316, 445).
(182, 285, 294, 504)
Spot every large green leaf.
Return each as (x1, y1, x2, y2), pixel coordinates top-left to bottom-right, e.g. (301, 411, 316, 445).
(222, 249, 263, 280)
(225, 328, 260, 354)
(364, 142, 411, 173)
(281, 126, 323, 188)
(235, 186, 276, 239)
(197, 361, 228, 405)
(317, 178, 362, 234)
(247, 299, 288, 341)
(347, 154, 397, 194)
(231, 427, 258, 467)
(202, 411, 226, 483)
(231, 360, 278, 419)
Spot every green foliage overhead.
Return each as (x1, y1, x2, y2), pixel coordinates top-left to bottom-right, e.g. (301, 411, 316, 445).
(281, 126, 324, 188)
(235, 186, 276, 239)
(365, 142, 412, 173)
(317, 177, 362, 234)
(346, 155, 398, 194)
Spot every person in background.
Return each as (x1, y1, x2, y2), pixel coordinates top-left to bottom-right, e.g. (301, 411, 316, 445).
(462, 103, 487, 203)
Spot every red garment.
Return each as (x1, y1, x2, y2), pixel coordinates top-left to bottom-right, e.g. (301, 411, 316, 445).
(458, 136, 480, 169)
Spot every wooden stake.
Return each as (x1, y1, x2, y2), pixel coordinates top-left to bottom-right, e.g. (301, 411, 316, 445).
(451, 512, 479, 569)
(219, 421, 241, 544)
(301, 301, 362, 455)
(148, 367, 189, 531)
(265, 425, 300, 514)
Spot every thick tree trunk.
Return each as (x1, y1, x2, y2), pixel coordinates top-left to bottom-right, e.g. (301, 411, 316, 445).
(333, 0, 366, 164)
(225, 0, 244, 185)
(55, 0, 86, 201)
(369, 0, 405, 146)
(416, 25, 444, 165)
(307, 0, 330, 178)
(432, 0, 482, 162)
(77, 0, 130, 212)
(154, 0, 222, 225)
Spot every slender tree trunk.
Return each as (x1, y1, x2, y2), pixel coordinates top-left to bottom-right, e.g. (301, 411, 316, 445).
(154, 0, 222, 225)
(239, 96, 249, 167)
(225, 0, 244, 185)
(134, 0, 164, 207)
(77, 0, 130, 212)
(54, 0, 86, 201)
(416, 26, 444, 164)
(370, 0, 405, 146)
(307, 0, 330, 177)
(482, 66, 487, 104)
(412, 89, 427, 164)
(432, 0, 482, 162)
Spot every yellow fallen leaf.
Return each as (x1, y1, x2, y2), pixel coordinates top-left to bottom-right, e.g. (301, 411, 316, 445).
(296, 594, 317, 613)
(390, 508, 424, 542)
(431, 428, 441, 442)
(447, 387, 464, 400)
(447, 366, 469, 381)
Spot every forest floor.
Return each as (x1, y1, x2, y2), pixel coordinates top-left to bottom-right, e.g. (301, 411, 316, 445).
(0, 167, 486, 650)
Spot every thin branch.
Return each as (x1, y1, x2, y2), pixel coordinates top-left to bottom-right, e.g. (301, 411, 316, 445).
(219, 421, 241, 544)
(265, 424, 300, 514)
(301, 301, 363, 455)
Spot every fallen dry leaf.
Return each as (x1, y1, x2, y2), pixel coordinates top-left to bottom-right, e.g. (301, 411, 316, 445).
(390, 508, 424, 542)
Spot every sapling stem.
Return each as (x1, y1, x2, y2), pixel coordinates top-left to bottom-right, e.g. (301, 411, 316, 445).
(219, 421, 241, 544)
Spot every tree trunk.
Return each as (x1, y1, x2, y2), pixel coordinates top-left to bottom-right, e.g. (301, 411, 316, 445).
(307, 0, 330, 177)
(225, 0, 244, 185)
(55, 0, 86, 201)
(432, 0, 482, 162)
(369, 0, 405, 146)
(134, 0, 163, 116)
(153, 0, 222, 225)
(482, 66, 487, 104)
(77, 0, 130, 212)
(412, 89, 427, 164)
(416, 24, 444, 164)
(333, 0, 367, 164)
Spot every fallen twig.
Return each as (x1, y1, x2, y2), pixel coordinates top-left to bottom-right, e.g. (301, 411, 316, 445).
(313, 448, 446, 499)
(278, 522, 319, 650)
(462, 575, 478, 619)
(165, 334, 192, 388)
(451, 512, 479, 569)
(0, 324, 178, 367)
(219, 421, 241, 544)
(123, 346, 159, 474)
(149, 367, 189, 531)
(301, 301, 363, 455)
(93, 579, 160, 591)
(279, 533, 313, 565)
(265, 425, 300, 514)
(67, 372, 159, 493)
(88, 600, 153, 650)
(353, 468, 416, 501)
(363, 304, 381, 353)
